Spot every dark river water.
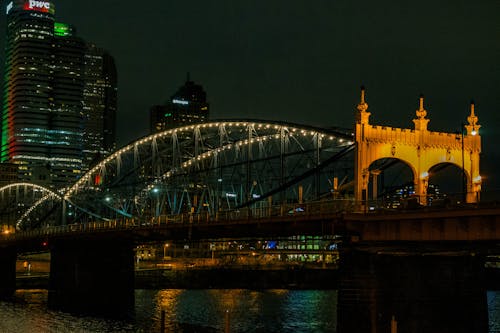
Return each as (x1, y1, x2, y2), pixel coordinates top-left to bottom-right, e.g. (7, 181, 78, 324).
(0, 289, 499, 332)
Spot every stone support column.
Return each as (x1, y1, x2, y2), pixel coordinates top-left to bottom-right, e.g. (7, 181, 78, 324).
(0, 246, 16, 298)
(49, 237, 135, 317)
(337, 248, 488, 333)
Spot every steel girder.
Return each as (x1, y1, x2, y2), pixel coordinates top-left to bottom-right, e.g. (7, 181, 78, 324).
(7, 120, 354, 225)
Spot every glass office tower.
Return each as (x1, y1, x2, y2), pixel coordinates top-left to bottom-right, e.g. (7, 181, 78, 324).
(2, 1, 117, 186)
(82, 43, 117, 171)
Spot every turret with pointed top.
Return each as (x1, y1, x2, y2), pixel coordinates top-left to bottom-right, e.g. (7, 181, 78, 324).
(465, 100, 480, 136)
(356, 86, 370, 124)
(413, 94, 430, 131)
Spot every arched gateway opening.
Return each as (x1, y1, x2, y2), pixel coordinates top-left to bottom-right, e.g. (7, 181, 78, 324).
(367, 158, 415, 209)
(354, 88, 481, 210)
(428, 162, 469, 205)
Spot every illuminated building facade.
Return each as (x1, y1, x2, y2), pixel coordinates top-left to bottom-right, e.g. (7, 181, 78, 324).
(354, 88, 482, 207)
(1, 0, 117, 186)
(1, 0, 82, 186)
(82, 44, 117, 171)
(150, 76, 209, 133)
(49, 22, 85, 186)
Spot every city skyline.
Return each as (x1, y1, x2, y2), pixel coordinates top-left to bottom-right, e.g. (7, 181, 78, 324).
(0, 0, 117, 186)
(1, 0, 85, 186)
(0, 1, 498, 190)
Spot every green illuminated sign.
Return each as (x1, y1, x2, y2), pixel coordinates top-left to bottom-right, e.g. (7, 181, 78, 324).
(54, 22, 71, 37)
(164, 113, 172, 117)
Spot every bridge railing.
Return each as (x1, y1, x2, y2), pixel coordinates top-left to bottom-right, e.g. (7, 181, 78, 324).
(145, 199, 355, 225)
(1, 199, 355, 242)
(5, 218, 142, 241)
(5, 197, 500, 242)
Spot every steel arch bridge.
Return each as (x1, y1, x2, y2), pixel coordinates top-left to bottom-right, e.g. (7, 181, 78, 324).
(0, 183, 63, 230)
(2, 120, 355, 229)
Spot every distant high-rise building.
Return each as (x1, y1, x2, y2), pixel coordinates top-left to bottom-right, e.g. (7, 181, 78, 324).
(50, 22, 85, 186)
(1, 1, 83, 186)
(150, 75, 209, 133)
(82, 43, 117, 171)
(1, 1, 116, 186)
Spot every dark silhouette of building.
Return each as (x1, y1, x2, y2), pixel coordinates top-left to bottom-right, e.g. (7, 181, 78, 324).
(0, 163, 18, 185)
(150, 75, 209, 133)
(82, 44, 117, 171)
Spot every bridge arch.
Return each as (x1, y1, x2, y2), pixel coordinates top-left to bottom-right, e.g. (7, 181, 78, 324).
(367, 157, 417, 204)
(0, 182, 63, 229)
(355, 88, 481, 207)
(63, 120, 355, 221)
(427, 162, 472, 202)
(0, 182, 62, 199)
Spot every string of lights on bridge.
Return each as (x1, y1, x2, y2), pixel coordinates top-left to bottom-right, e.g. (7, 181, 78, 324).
(2, 121, 354, 228)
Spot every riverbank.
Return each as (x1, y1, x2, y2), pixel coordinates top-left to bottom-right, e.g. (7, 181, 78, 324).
(16, 267, 500, 290)
(136, 266, 338, 289)
(16, 266, 339, 290)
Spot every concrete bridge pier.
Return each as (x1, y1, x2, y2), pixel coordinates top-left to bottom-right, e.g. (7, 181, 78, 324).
(0, 246, 16, 298)
(48, 237, 135, 317)
(337, 248, 488, 333)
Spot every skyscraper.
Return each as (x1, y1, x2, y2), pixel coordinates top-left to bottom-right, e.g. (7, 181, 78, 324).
(1, 0, 117, 186)
(50, 21, 85, 186)
(82, 43, 117, 171)
(150, 75, 209, 133)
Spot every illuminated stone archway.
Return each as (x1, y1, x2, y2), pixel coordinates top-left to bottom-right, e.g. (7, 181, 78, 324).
(368, 157, 416, 202)
(354, 88, 481, 207)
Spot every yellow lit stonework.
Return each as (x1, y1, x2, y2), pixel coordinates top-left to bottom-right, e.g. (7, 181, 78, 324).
(354, 88, 481, 207)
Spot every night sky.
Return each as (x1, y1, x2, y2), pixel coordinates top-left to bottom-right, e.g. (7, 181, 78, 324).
(1, 1, 499, 193)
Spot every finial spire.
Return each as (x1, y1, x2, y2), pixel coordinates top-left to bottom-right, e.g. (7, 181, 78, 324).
(413, 93, 429, 131)
(416, 93, 427, 119)
(356, 86, 368, 113)
(466, 99, 480, 135)
(356, 86, 370, 124)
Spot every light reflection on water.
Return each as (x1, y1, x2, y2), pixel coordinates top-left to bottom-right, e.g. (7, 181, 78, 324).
(1, 289, 337, 333)
(144, 289, 338, 332)
(489, 291, 500, 333)
(0, 290, 136, 332)
(1, 289, 500, 332)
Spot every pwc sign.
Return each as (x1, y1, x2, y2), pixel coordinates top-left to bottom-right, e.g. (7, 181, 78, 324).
(23, 0, 52, 13)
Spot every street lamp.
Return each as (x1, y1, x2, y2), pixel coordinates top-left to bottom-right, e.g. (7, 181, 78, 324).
(461, 123, 466, 203)
(457, 120, 480, 203)
(455, 125, 466, 204)
(163, 243, 169, 259)
(470, 127, 479, 203)
(458, 122, 479, 204)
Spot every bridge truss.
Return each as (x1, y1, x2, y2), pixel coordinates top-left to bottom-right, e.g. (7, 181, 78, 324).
(3, 120, 355, 228)
(0, 183, 62, 230)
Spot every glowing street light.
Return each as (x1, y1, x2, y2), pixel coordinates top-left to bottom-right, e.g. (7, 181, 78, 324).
(163, 243, 170, 259)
